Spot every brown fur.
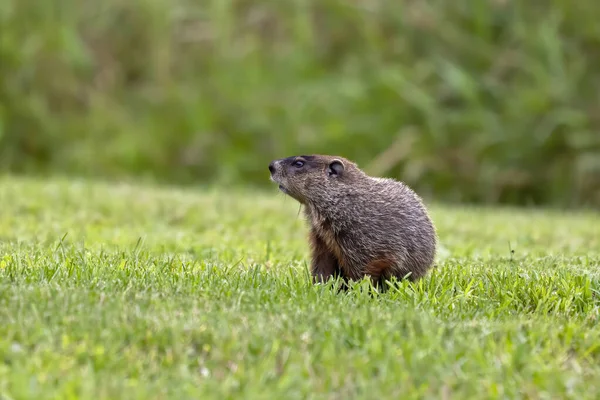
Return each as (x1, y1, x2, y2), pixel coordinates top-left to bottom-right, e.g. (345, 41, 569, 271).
(269, 154, 437, 290)
(308, 229, 340, 283)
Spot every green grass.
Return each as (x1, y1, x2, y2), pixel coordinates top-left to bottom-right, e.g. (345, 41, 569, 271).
(3, 0, 600, 207)
(0, 175, 599, 399)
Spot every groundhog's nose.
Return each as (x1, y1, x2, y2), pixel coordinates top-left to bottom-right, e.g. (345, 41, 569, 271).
(268, 161, 275, 174)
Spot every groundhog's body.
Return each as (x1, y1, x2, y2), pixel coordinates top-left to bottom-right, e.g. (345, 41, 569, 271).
(269, 155, 436, 288)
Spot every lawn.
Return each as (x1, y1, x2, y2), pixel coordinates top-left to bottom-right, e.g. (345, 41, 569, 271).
(0, 175, 599, 399)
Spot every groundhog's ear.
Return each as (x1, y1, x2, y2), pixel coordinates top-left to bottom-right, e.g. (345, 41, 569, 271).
(327, 159, 344, 177)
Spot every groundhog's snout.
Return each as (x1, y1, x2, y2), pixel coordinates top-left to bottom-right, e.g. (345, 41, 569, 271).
(268, 160, 283, 184)
(268, 160, 283, 177)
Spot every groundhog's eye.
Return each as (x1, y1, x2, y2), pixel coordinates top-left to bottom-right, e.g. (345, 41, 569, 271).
(293, 160, 305, 168)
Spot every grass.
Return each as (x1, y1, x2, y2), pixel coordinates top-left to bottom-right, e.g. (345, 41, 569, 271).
(0, 175, 599, 399)
(3, 0, 600, 207)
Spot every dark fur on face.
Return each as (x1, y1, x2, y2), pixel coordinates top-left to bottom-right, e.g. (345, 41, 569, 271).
(269, 154, 437, 291)
(268, 155, 363, 204)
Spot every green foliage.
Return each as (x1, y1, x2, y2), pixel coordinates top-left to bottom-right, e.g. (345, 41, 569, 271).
(1, 0, 600, 207)
(1, 177, 600, 398)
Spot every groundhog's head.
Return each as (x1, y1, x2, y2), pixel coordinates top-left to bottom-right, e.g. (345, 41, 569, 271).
(268, 155, 359, 204)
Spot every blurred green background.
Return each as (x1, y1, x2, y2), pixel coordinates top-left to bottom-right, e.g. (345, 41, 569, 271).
(1, 0, 599, 208)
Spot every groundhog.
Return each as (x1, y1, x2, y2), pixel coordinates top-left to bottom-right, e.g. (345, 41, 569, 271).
(268, 154, 437, 290)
